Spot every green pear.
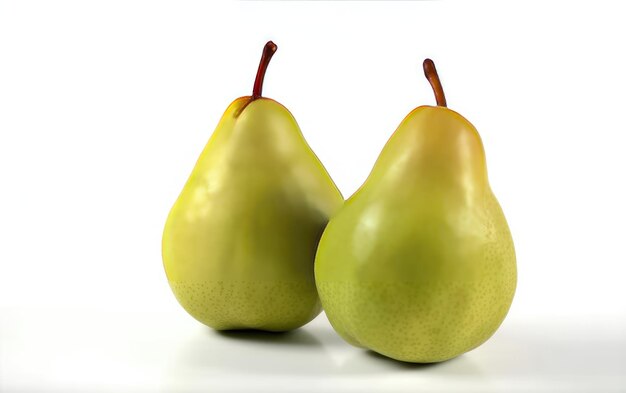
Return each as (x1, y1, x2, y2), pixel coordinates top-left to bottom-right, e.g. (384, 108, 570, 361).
(163, 42, 343, 332)
(315, 59, 516, 362)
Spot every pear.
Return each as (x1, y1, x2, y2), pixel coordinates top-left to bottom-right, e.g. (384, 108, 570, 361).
(163, 42, 343, 332)
(315, 59, 516, 362)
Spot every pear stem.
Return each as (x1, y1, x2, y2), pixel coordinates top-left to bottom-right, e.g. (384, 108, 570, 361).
(252, 41, 277, 100)
(423, 59, 447, 107)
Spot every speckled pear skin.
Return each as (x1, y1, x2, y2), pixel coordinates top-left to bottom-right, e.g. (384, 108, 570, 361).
(163, 97, 343, 332)
(315, 106, 516, 362)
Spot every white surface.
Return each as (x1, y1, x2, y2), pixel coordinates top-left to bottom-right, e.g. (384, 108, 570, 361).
(1, 1, 626, 392)
(2, 309, 625, 393)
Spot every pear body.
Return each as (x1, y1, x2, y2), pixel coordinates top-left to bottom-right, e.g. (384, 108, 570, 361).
(163, 97, 343, 332)
(315, 106, 516, 362)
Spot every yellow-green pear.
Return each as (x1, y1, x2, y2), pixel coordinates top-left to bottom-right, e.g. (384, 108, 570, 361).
(163, 42, 343, 332)
(315, 59, 516, 362)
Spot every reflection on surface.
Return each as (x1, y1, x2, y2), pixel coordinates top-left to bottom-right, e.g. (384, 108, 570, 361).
(338, 348, 485, 377)
(216, 329, 323, 347)
(163, 316, 487, 385)
(162, 314, 626, 392)
(170, 327, 334, 376)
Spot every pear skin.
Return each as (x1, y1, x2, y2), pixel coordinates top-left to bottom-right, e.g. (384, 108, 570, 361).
(163, 42, 343, 332)
(315, 59, 516, 362)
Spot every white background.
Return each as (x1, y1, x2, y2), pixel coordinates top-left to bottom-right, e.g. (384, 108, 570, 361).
(1, 1, 625, 392)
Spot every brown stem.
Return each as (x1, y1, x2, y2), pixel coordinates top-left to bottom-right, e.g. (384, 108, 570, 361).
(423, 59, 447, 107)
(252, 41, 277, 99)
